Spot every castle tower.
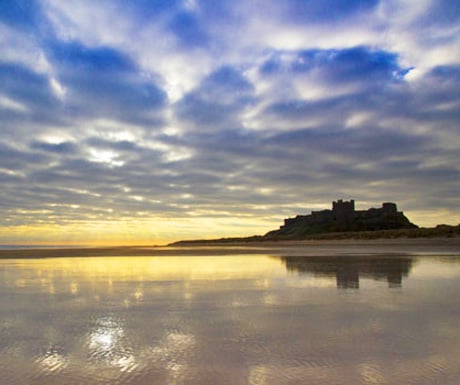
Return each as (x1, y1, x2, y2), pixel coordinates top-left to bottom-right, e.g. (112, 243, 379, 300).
(382, 202, 397, 213)
(332, 199, 355, 222)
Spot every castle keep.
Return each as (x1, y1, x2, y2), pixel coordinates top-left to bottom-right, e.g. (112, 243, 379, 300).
(265, 200, 416, 238)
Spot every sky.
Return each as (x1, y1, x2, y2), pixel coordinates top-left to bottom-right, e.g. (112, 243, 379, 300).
(0, 0, 459, 245)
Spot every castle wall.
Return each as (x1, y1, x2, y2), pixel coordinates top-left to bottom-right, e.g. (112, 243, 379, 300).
(283, 210, 333, 228)
(274, 200, 415, 236)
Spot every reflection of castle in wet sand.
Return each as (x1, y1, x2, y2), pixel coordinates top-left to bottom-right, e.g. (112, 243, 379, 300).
(282, 257, 413, 289)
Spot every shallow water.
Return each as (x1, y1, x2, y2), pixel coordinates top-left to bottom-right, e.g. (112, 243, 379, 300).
(1, 253, 460, 384)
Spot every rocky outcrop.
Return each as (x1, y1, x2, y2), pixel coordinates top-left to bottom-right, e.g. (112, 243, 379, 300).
(264, 200, 417, 239)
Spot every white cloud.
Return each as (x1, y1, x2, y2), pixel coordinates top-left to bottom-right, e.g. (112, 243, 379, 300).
(49, 77, 66, 99)
(88, 148, 124, 168)
(42, 0, 213, 102)
(0, 94, 28, 112)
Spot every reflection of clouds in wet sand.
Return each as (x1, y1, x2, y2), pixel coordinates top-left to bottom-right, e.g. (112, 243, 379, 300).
(86, 315, 138, 373)
(35, 347, 69, 374)
(149, 331, 196, 382)
(1, 255, 460, 384)
(411, 260, 460, 279)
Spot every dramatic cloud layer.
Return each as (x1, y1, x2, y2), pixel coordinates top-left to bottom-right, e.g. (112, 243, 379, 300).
(1, 0, 459, 244)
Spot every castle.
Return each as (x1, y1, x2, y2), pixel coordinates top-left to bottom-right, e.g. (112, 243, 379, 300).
(264, 199, 417, 238)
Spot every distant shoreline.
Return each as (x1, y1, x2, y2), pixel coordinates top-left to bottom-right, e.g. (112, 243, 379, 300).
(0, 237, 459, 259)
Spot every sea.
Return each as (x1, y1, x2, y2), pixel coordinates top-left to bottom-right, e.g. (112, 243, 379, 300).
(0, 245, 84, 250)
(0, 243, 459, 384)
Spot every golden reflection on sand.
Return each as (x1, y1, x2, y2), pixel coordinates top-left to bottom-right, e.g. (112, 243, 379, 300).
(410, 260, 460, 278)
(1, 255, 460, 384)
(7, 256, 285, 283)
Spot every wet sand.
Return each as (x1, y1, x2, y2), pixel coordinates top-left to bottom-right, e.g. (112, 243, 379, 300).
(1, 246, 460, 384)
(1, 237, 459, 258)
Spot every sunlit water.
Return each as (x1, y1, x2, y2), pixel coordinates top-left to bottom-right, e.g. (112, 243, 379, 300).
(1, 252, 460, 384)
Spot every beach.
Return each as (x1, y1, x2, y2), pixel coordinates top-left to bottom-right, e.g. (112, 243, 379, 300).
(1, 242, 460, 384)
(1, 237, 459, 259)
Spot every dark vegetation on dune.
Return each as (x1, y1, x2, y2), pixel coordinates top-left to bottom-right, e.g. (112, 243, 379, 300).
(170, 224, 460, 246)
(171, 199, 459, 246)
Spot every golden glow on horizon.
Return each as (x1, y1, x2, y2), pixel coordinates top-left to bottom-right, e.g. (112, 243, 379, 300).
(0, 215, 277, 246)
(1, 208, 458, 246)
(409, 209, 460, 228)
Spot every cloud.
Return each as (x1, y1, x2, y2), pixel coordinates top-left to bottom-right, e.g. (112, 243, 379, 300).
(175, 66, 255, 130)
(272, 0, 380, 24)
(0, 0, 459, 243)
(44, 40, 168, 124)
(0, 63, 58, 110)
(263, 46, 407, 80)
(419, 0, 460, 27)
(30, 140, 79, 154)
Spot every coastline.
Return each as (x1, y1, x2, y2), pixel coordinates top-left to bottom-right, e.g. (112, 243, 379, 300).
(0, 237, 459, 259)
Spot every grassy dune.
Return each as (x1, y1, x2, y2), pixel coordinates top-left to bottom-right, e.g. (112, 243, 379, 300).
(171, 224, 460, 246)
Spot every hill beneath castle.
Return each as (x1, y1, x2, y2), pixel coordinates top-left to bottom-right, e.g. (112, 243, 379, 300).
(169, 200, 459, 245)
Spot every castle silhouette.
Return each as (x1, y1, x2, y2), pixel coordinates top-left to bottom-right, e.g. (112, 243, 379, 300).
(265, 199, 417, 238)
